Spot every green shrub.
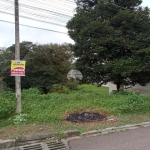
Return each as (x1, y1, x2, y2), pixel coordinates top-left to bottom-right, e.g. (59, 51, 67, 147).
(22, 88, 41, 95)
(65, 79, 79, 90)
(0, 93, 15, 119)
(118, 90, 133, 95)
(13, 113, 27, 125)
(118, 93, 150, 113)
(49, 84, 70, 94)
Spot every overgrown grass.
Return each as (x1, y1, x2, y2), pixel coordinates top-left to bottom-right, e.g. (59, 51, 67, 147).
(1, 84, 150, 132)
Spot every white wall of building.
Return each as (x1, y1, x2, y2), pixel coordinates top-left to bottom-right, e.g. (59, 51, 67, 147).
(108, 82, 117, 93)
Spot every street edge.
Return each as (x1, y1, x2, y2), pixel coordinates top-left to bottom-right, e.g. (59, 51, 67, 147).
(1, 121, 150, 149)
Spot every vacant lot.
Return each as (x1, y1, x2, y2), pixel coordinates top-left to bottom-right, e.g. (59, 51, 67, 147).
(0, 85, 150, 139)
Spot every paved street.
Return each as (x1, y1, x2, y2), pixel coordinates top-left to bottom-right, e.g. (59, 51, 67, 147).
(69, 127, 150, 150)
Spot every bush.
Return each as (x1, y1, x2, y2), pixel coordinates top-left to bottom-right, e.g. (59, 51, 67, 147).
(22, 88, 41, 95)
(0, 91, 15, 119)
(65, 79, 79, 90)
(118, 93, 150, 113)
(118, 90, 133, 95)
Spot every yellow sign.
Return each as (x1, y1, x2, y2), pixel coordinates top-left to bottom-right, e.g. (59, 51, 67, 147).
(10, 60, 26, 76)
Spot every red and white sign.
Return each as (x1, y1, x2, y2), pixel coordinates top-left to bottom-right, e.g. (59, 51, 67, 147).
(10, 60, 26, 76)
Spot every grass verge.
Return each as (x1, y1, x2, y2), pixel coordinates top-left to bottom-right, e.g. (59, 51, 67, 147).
(0, 85, 150, 139)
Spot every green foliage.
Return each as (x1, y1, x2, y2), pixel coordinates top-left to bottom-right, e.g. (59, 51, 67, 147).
(22, 88, 41, 95)
(50, 84, 70, 94)
(65, 79, 79, 90)
(118, 92, 150, 113)
(0, 91, 15, 119)
(0, 42, 73, 93)
(13, 113, 27, 125)
(1, 85, 150, 128)
(67, 0, 150, 91)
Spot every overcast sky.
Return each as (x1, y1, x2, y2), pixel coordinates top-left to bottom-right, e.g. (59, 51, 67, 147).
(0, 0, 150, 48)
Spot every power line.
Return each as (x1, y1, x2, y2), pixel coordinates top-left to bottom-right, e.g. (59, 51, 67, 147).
(0, 11, 67, 27)
(0, 0, 75, 25)
(18, 0, 76, 15)
(0, 0, 76, 28)
(0, 6, 72, 24)
(20, 2, 73, 15)
(1, 7, 70, 23)
(0, 19, 68, 34)
(0, 0, 74, 17)
(5, 0, 76, 11)
(27, 0, 75, 5)
(0, 1, 76, 22)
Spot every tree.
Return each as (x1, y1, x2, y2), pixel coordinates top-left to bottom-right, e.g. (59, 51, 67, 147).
(0, 42, 72, 93)
(0, 41, 34, 89)
(25, 43, 72, 93)
(67, 0, 150, 91)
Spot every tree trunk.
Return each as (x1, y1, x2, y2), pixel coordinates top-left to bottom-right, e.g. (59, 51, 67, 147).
(116, 83, 121, 92)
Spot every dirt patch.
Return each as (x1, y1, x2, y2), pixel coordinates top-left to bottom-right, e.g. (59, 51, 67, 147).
(66, 112, 107, 123)
(0, 124, 53, 140)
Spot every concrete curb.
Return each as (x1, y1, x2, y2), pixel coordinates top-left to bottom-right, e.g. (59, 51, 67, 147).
(64, 130, 80, 138)
(0, 132, 58, 149)
(1, 122, 150, 149)
(81, 122, 150, 137)
(0, 140, 15, 149)
(66, 122, 150, 142)
(16, 132, 59, 146)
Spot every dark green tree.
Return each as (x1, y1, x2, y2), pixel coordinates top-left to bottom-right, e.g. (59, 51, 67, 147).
(67, 0, 150, 91)
(25, 43, 72, 93)
(0, 42, 72, 93)
(0, 41, 33, 89)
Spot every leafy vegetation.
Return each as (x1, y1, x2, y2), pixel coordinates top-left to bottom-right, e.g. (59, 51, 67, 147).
(0, 42, 72, 93)
(0, 91, 15, 119)
(1, 85, 150, 129)
(67, 0, 150, 91)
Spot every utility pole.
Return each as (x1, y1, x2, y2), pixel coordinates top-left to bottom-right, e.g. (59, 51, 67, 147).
(15, 0, 21, 113)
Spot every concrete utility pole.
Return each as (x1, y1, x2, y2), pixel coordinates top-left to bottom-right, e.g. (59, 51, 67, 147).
(15, 0, 21, 113)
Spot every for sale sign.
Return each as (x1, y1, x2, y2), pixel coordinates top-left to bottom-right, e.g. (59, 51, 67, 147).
(10, 60, 26, 76)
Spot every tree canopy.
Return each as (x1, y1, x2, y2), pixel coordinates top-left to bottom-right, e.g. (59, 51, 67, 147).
(0, 42, 72, 93)
(67, 0, 150, 91)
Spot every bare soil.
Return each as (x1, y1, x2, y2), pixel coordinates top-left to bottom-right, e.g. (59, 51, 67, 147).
(0, 124, 53, 140)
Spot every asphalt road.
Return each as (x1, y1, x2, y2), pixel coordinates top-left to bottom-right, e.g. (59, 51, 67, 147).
(69, 127, 150, 150)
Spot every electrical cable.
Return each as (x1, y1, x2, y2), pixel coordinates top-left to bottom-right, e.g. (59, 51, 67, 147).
(18, 1, 76, 15)
(1, 1, 148, 36)
(0, 0, 76, 27)
(0, 19, 68, 34)
(0, 11, 67, 27)
(1, 7, 71, 23)
(0, 0, 74, 17)
(0, 1, 75, 24)
(26, 0, 75, 5)
(1, 1, 75, 15)
(0, 6, 73, 23)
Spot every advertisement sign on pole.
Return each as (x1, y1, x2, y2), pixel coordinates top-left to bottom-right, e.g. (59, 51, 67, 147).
(10, 60, 26, 76)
